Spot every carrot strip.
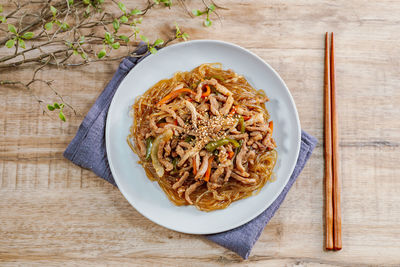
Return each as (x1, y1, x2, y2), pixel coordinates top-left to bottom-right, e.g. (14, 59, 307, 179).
(229, 105, 237, 116)
(192, 157, 197, 175)
(204, 156, 214, 182)
(269, 121, 274, 134)
(157, 122, 168, 127)
(227, 151, 235, 159)
(157, 88, 196, 106)
(243, 115, 251, 121)
(201, 85, 211, 98)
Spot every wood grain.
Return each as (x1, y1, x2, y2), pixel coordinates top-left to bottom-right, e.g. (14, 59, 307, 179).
(1, 0, 400, 266)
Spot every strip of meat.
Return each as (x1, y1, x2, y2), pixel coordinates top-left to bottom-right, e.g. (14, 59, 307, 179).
(220, 95, 234, 115)
(195, 153, 211, 179)
(172, 171, 189, 190)
(245, 113, 265, 126)
(246, 124, 269, 132)
(185, 180, 204, 204)
(179, 141, 192, 149)
(214, 94, 227, 102)
(176, 145, 185, 158)
(235, 140, 250, 177)
(247, 150, 256, 165)
(224, 167, 232, 182)
(210, 166, 225, 183)
(227, 133, 248, 139)
(209, 95, 220, 116)
(231, 172, 256, 184)
(158, 139, 174, 171)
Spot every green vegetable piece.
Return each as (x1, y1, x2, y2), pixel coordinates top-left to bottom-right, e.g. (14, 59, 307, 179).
(0, 16, 6, 24)
(205, 138, 239, 152)
(5, 39, 15, 48)
(204, 18, 212, 27)
(238, 115, 245, 133)
(22, 32, 34, 39)
(145, 137, 154, 160)
(172, 157, 178, 171)
(8, 24, 17, 34)
(53, 102, 60, 109)
(209, 4, 216, 11)
(185, 135, 195, 143)
(68, 0, 74, 5)
(47, 104, 55, 111)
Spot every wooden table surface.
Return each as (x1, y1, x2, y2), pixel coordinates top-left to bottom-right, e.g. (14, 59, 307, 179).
(1, 0, 400, 266)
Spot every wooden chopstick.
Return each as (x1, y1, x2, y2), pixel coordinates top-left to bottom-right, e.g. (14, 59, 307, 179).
(324, 32, 342, 251)
(330, 33, 342, 250)
(324, 32, 334, 250)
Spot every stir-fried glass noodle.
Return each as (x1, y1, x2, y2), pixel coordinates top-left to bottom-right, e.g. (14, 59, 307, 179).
(128, 63, 277, 211)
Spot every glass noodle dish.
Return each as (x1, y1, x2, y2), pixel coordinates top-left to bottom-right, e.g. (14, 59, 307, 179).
(128, 63, 277, 211)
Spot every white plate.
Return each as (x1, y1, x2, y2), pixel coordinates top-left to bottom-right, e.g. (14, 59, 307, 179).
(106, 40, 301, 234)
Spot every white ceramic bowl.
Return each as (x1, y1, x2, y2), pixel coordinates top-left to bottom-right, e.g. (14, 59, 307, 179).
(106, 40, 301, 234)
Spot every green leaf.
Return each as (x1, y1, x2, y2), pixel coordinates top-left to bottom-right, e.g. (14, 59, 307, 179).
(192, 9, 202, 16)
(47, 104, 55, 111)
(81, 52, 88, 59)
(111, 42, 120, 49)
(160, 0, 171, 6)
(113, 19, 120, 32)
(22, 32, 34, 39)
(181, 32, 189, 41)
(79, 36, 85, 44)
(153, 38, 164, 46)
(149, 47, 157, 54)
(119, 35, 129, 43)
(18, 38, 25, 48)
(153, 0, 160, 4)
(104, 32, 114, 43)
(83, 0, 90, 4)
(60, 22, 69, 30)
(0, 16, 6, 24)
(50, 6, 57, 16)
(8, 24, 17, 34)
(0, 5, 3, 13)
(45, 22, 53, 30)
(120, 15, 128, 23)
(204, 18, 212, 27)
(97, 48, 106, 58)
(59, 103, 65, 108)
(59, 111, 66, 122)
(68, 0, 74, 5)
(5, 39, 15, 48)
(208, 4, 216, 11)
(130, 8, 142, 15)
(118, 2, 127, 13)
(73, 50, 79, 55)
(140, 35, 149, 43)
(53, 103, 60, 109)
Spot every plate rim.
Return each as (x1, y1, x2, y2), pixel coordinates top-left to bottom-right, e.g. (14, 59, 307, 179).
(105, 39, 301, 234)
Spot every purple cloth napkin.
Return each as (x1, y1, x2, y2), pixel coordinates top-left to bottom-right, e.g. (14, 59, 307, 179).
(64, 45, 317, 259)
